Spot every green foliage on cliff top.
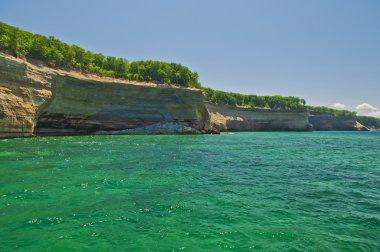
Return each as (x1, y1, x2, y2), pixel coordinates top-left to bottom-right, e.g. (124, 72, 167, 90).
(0, 22, 201, 88)
(356, 116, 380, 128)
(202, 88, 307, 110)
(0, 21, 307, 110)
(1, 21, 379, 125)
(307, 106, 357, 117)
(306, 107, 380, 128)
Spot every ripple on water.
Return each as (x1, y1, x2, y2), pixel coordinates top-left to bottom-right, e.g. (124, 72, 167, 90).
(0, 132, 379, 251)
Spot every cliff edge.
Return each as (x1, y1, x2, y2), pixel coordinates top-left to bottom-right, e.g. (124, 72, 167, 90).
(206, 103, 311, 131)
(309, 114, 368, 131)
(0, 54, 211, 138)
(0, 53, 371, 138)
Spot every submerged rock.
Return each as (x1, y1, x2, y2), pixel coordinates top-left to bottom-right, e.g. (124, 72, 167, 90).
(95, 122, 201, 135)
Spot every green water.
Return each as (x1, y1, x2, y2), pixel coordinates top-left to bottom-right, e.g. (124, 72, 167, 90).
(0, 132, 379, 251)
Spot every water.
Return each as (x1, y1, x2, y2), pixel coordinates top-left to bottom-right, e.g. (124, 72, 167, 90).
(0, 132, 379, 251)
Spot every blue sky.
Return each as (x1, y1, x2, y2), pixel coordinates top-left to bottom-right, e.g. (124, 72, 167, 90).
(1, 0, 379, 117)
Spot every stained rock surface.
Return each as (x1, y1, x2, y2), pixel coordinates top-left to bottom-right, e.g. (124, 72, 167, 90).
(0, 53, 368, 138)
(0, 54, 210, 137)
(206, 103, 311, 131)
(309, 114, 368, 131)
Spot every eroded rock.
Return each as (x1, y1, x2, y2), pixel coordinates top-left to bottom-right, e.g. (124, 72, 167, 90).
(206, 103, 310, 131)
(0, 53, 211, 138)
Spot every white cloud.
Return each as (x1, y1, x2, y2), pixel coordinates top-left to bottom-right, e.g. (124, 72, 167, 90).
(355, 103, 380, 118)
(368, 111, 380, 118)
(333, 103, 346, 109)
(356, 103, 378, 111)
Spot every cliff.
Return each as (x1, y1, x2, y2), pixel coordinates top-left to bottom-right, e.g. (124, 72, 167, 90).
(206, 103, 311, 131)
(0, 53, 370, 138)
(0, 54, 52, 137)
(309, 114, 368, 131)
(0, 53, 211, 138)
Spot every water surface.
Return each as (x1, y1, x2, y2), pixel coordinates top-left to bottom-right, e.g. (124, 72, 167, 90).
(0, 132, 379, 251)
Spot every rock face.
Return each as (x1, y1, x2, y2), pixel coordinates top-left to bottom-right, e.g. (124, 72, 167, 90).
(0, 53, 370, 138)
(309, 114, 368, 131)
(35, 75, 211, 135)
(206, 103, 310, 131)
(0, 55, 52, 137)
(0, 53, 210, 138)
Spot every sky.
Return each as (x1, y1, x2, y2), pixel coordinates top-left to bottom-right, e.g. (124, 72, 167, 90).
(1, 0, 379, 117)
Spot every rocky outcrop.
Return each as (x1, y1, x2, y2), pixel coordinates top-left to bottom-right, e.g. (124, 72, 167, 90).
(35, 74, 211, 135)
(309, 114, 368, 131)
(0, 53, 370, 138)
(0, 55, 52, 137)
(0, 53, 211, 138)
(206, 103, 311, 131)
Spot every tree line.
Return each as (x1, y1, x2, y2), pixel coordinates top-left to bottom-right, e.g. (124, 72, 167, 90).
(307, 106, 357, 117)
(1, 21, 379, 123)
(356, 116, 380, 128)
(202, 88, 307, 110)
(0, 22, 201, 88)
(0, 21, 305, 109)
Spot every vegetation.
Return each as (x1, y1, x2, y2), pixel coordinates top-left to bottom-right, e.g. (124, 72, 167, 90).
(356, 116, 380, 128)
(202, 88, 306, 110)
(307, 107, 380, 128)
(307, 106, 357, 117)
(128, 61, 200, 88)
(0, 21, 305, 110)
(0, 22, 201, 88)
(1, 21, 379, 126)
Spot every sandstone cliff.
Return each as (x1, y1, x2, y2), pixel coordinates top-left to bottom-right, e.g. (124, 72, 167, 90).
(0, 53, 369, 138)
(0, 54, 52, 137)
(309, 114, 368, 131)
(206, 103, 310, 131)
(0, 54, 210, 138)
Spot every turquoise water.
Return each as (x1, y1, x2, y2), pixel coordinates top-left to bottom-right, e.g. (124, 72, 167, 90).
(0, 132, 379, 251)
